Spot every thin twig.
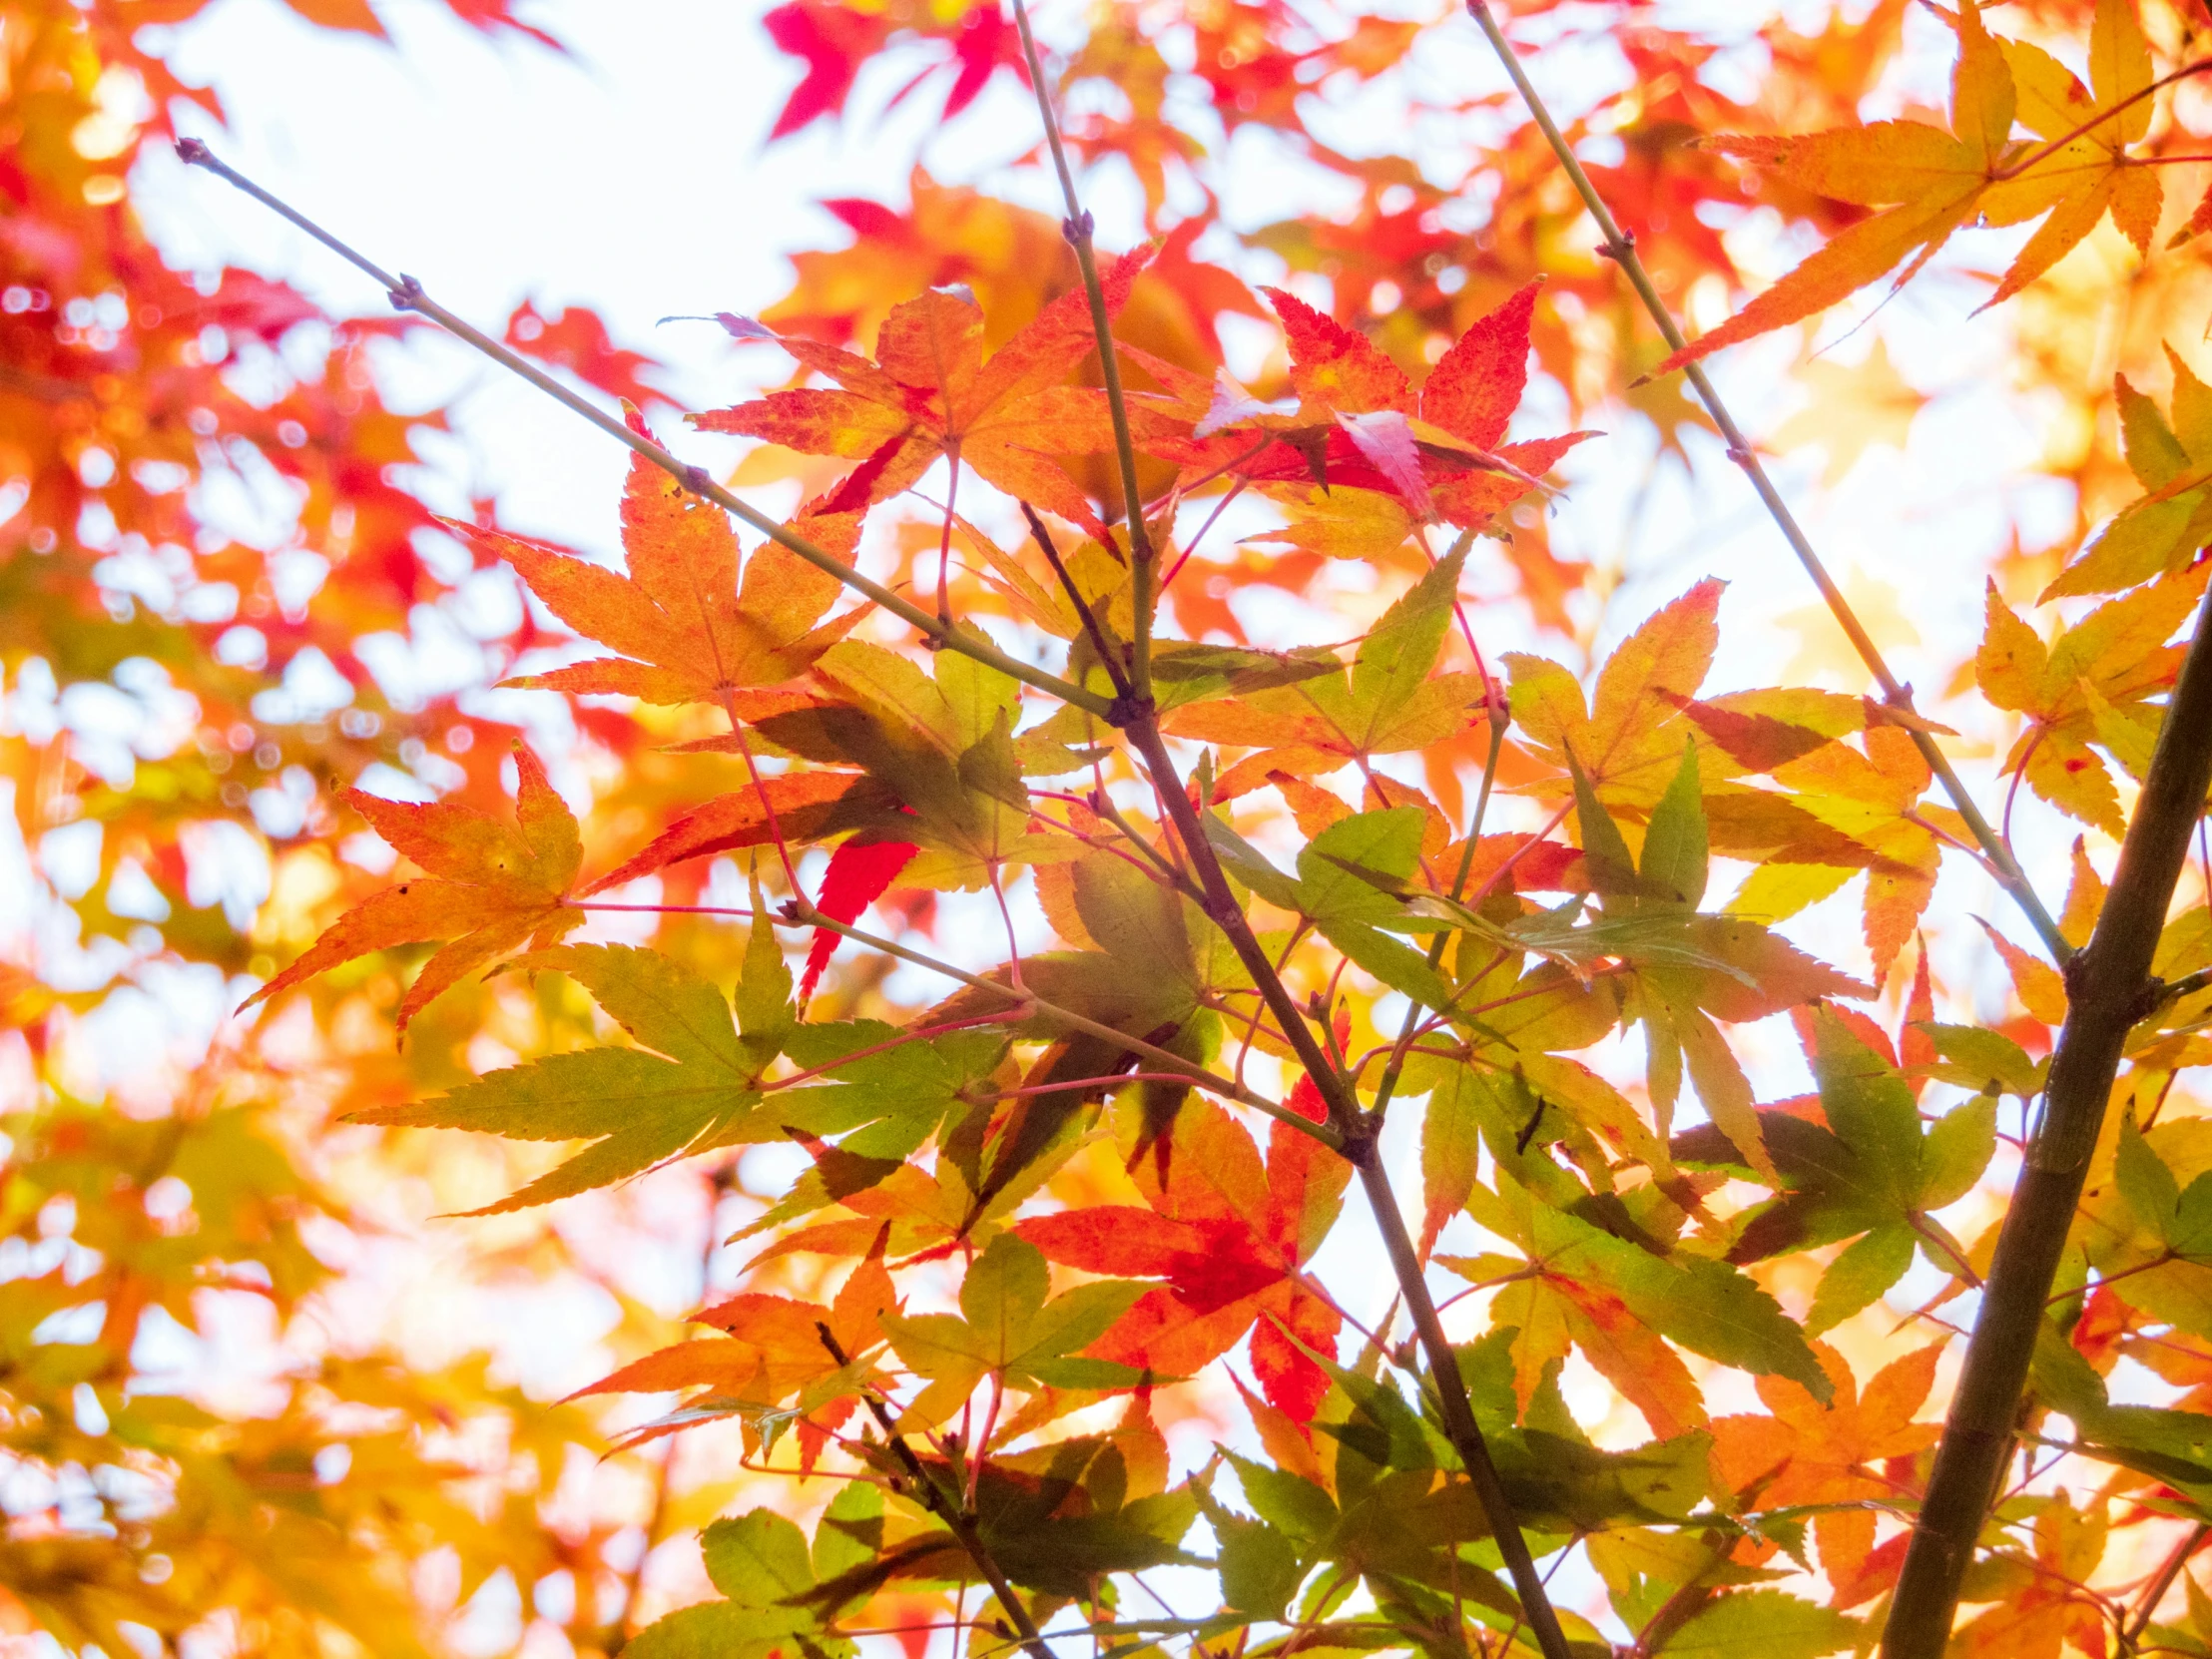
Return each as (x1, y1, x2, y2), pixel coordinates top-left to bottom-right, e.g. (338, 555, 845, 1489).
(783, 899, 1341, 1149)
(1006, 0, 1158, 700)
(816, 1327, 1056, 1659)
(1462, 0, 2069, 965)
(1122, 712, 1574, 1659)
(174, 139, 1116, 723)
(1020, 500, 1132, 700)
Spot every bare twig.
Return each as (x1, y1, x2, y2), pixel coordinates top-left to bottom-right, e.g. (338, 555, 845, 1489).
(816, 1326, 1056, 1659)
(1019, 500, 1132, 701)
(173, 139, 1117, 723)
(1122, 713, 1574, 1659)
(1462, 1, 2070, 964)
(1006, 0, 1158, 702)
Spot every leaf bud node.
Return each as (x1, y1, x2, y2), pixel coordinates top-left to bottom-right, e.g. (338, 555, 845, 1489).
(1061, 211, 1095, 245)
(681, 463, 714, 497)
(1105, 693, 1153, 729)
(1595, 231, 1635, 261)
(2127, 975, 2169, 1026)
(387, 275, 425, 313)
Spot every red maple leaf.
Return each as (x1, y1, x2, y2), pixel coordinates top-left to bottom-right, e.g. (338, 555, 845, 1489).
(1016, 1081, 1350, 1422)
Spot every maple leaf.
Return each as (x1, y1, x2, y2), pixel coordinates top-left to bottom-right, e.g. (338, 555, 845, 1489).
(1680, 688, 1944, 984)
(1184, 283, 1592, 528)
(800, 834, 919, 1002)
(452, 409, 864, 710)
(1950, 1493, 2110, 1659)
(1978, 0, 2159, 308)
(762, 0, 891, 138)
(1977, 565, 2207, 834)
(584, 770, 887, 895)
(1661, 0, 2027, 370)
(2044, 350, 2212, 598)
(1168, 547, 1483, 798)
(1769, 337, 1926, 487)
(1708, 1342, 1943, 1604)
(1546, 745, 1868, 1174)
(1505, 578, 1726, 819)
(756, 639, 1083, 891)
(2077, 1112, 2212, 1339)
(879, 1234, 1147, 1427)
(1440, 1152, 1829, 1438)
(503, 298, 664, 407)
(242, 744, 582, 1032)
(353, 938, 793, 1210)
(1674, 1008, 1993, 1333)
(578, 1253, 894, 1469)
(697, 252, 1151, 537)
(1016, 1086, 1350, 1422)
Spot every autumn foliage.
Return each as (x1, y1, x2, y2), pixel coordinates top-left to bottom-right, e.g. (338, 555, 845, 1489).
(20, 0, 2212, 1655)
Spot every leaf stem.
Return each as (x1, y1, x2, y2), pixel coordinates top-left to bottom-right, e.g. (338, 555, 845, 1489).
(1007, 0, 1157, 702)
(1369, 683, 1510, 1128)
(1988, 59, 2212, 183)
(173, 139, 1115, 723)
(2123, 1520, 2209, 1648)
(782, 899, 1341, 1149)
(1020, 500, 1132, 701)
(1121, 712, 1574, 1659)
(1462, 0, 2070, 965)
(1884, 579, 2212, 1654)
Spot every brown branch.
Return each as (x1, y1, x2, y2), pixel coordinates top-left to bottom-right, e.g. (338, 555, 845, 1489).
(1884, 578, 2212, 1655)
(1006, 0, 1158, 700)
(173, 140, 1117, 723)
(1463, 0, 2070, 965)
(1121, 711, 1574, 1659)
(816, 1327, 1056, 1659)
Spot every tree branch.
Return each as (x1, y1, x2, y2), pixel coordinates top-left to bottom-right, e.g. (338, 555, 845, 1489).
(1120, 713, 1574, 1659)
(816, 1326, 1057, 1659)
(1883, 578, 2212, 1655)
(173, 139, 1117, 723)
(1462, 0, 2070, 965)
(1006, 0, 1159, 703)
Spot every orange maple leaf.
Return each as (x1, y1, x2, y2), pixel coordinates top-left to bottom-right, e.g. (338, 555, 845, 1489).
(1710, 1341, 1943, 1600)
(451, 408, 864, 712)
(1662, 0, 2018, 370)
(243, 745, 583, 1032)
(697, 251, 1152, 537)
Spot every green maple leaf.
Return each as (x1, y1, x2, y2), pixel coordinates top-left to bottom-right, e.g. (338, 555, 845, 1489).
(352, 938, 790, 1212)
(878, 1235, 1148, 1427)
(1674, 1007, 1996, 1332)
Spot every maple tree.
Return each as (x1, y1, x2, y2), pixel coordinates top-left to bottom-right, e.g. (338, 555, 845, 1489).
(23, 0, 2212, 1653)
